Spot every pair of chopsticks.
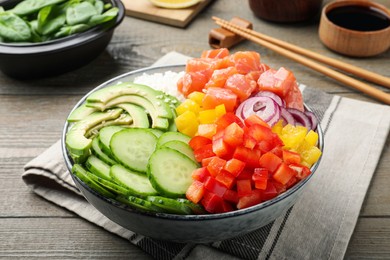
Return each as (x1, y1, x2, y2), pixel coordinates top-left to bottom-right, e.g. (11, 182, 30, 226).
(212, 16, 390, 105)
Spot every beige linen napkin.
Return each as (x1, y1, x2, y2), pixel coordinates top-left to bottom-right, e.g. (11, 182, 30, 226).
(23, 52, 390, 260)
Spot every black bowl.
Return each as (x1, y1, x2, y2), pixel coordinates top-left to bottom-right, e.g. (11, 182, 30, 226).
(0, 0, 125, 79)
(61, 65, 325, 243)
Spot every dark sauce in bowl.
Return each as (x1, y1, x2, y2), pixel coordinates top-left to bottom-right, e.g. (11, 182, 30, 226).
(326, 5, 390, 31)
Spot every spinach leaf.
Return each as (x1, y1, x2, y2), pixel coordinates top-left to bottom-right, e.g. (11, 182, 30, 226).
(54, 23, 89, 38)
(66, 1, 97, 26)
(88, 7, 118, 27)
(94, 0, 104, 15)
(37, 5, 66, 36)
(0, 12, 31, 42)
(11, 0, 68, 16)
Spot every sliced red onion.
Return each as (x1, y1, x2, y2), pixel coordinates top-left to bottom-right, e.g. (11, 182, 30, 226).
(254, 91, 284, 107)
(286, 108, 312, 130)
(280, 107, 295, 125)
(235, 96, 281, 126)
(304, 111, 318, 131)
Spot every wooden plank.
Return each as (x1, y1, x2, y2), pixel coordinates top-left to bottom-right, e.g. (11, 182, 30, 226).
(346, 217, 390, 258)
(0, 218, 151, 259)
(122, 0, 213, 28)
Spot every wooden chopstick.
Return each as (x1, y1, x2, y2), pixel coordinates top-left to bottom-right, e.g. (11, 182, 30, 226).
(212, 16, 390, 105)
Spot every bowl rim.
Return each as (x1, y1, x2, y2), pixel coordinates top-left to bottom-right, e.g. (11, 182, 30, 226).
(61, 64, 324, 221)
(321, 0, 390, 35)
(0, 0, 125, 55)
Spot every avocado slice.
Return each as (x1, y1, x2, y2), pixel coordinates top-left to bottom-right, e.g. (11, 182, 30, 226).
(85, 114, 133, 138)
(65, 108, 123, 162)
(67, 103, 98, 122)
(117, 103, 150, 128)
(87, 95, 169, 130)
(86, 83, 173, 119)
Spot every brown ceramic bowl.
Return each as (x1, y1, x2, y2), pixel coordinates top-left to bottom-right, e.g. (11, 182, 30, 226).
(248, 0, 323, 23)
(318, 0, 390, 57)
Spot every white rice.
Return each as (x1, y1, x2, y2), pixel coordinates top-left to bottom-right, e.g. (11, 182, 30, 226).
(134, 71, 186, 102)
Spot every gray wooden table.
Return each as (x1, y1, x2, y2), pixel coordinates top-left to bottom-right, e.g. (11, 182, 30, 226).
(1, 0, 389, 259)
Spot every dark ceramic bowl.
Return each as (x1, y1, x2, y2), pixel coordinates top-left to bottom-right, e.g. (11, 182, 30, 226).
(0, 0, 125, 79)
(61, 65, 324, 243)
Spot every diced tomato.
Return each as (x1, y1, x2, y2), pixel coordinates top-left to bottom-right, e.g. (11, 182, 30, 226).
(244, 114, 270, 128)
(224, 158, 246, 177)
(285, 176, 298, 188)
(201, 191, 224, 213)
(259, 152, 283, 173)
(206, 157, 227, 177)
(237, 179, 252, 197)
(247, 124, 282, 147)
(243, 133, 257, 149)
(271, 180, 287, 194)
(261, 182, 278, 201)
(201, 157, 213, 167)
(189, 135, 212, 151)
(230, 51, 261, 74)
(237, 189, 262, 209)
(273, 162, 296, 185)
(191, 167, 210, 182)
(215, 112, 244, 131)
(218, 200, 234, 213)
(257, 140, 275, 153)
(223, 189, 239, 204)
(202, 87, 238, 112)
(205, 67, 237, 89)
(270, 145, 283, 158)
(224, 74, 257, 102)
(212, 137, 234, 158)
(252, 168, 269, 190)
(204, 176, 228, 197)
(236, 168, 253, 180)
(186, 180, 205, 203)
(233, 146, 261, 168)
(197, 124, 217, 139)
(193, 143, 215, 162)
(215, 170, 236, 189)
(223, 122, 244, 147)
(201, 48, 230, 59)
(282, 150, 301, 165)
(289, 164, 311, 180)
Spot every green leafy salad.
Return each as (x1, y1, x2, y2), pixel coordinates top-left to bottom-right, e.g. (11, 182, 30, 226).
(0, 0, 119, 43)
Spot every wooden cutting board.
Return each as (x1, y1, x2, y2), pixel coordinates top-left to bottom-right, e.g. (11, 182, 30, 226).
(122, 0, 214, 28)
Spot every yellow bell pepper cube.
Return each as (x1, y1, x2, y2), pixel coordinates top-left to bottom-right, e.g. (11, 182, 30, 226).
(175, 111, 199, 137)
(198, 109, 217, 124)
(215, 104, 226, 118)
(305, 130, 319, 146)
(271, 120, 284, 135)
(301, 146, 322, 168)
(175, 99, 200, 116)
(188, 91, 205, 105)
(281, 124, 307, 150)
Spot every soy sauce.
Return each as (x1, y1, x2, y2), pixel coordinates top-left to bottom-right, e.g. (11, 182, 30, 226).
(326, 5, 390, 31)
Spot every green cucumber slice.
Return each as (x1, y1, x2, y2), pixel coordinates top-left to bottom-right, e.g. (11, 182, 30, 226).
(99, 125, 125, 155)
(72, 164, 115, 198)
(91, 136, 117, 166)
(146, 196, 192, 215)
(85, 155, 111, 181)
(160, 140, 197, 163)
(116, 195, 164, 213)
(157, 131, 191, 147)
(110, 128, 157, 173)
(147, 147, 198, 197)
(177, 198, 207, 214)
(87, 171, 131, 197)
(110, 164, 157, 196)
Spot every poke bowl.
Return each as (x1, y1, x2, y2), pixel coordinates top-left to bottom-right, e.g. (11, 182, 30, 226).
(0, 0, 125, 79)
(61, 50, 324, 243)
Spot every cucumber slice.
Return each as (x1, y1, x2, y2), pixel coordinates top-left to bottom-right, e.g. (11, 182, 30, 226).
(87, 171, 131, 197)
(110, 164, 158, 196)
(91, 136, 117, 166)
(72, 164, 115, 198)
(147, 128, 164, 138)
(146, 196, 192, 215)
(157, 131, 191, 147)
(110, 128, 157, 173)
(177, 198, 207, 214)
(116, 195, 164, 213)
(147, 148, 198, 197)
(160, 140, 197, 163)
(99, 125, 125, 155)
(85, 155, 111, 181)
